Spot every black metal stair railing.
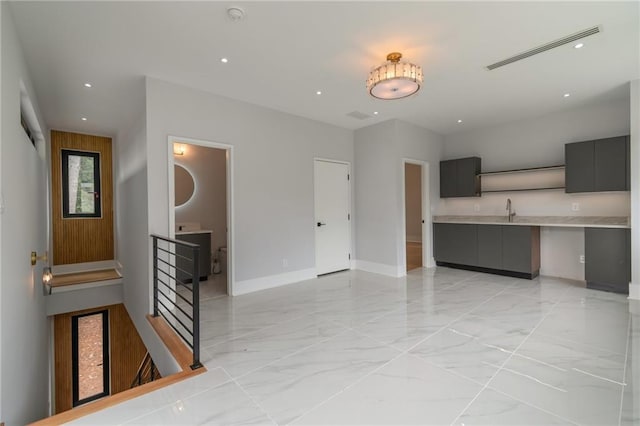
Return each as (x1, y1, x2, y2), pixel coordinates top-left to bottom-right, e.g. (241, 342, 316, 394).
(150, 234, 203, 370)
(130, 352, 161, 388)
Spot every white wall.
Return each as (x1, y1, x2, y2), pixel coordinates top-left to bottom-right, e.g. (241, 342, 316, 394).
(146, 78, 354, 295)
(441, 98, 631, 281)
(396, 120, 444, 269)
(630, 80, 640, 300)
(354, 119, 444, 276)
(354, 120, 398, 272)
(0, 4, 50, 424)
(115, 107, 181, 376)
(175, 145, 227, 261)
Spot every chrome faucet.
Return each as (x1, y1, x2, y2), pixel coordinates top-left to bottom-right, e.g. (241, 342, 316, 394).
(506, 198, 516, 222)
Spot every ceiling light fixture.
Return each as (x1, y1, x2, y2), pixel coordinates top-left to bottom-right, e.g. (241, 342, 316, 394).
(220, 58, 229, 63)
(367, 52, 423, 100)
(564, 93, 571, 98)
(81, 117, 87, 121)
(316, 91, 322, 95)
(84, 83, 92, 88)
(373, 111, 379, 115)
(574, 43, 584, 49)
(457, 119, 463, 123)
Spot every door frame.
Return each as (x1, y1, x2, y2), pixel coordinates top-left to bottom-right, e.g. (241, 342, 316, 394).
(167, 135, 235, 296)
(400, 158, 434, 273)
(313, 158, 353, 274)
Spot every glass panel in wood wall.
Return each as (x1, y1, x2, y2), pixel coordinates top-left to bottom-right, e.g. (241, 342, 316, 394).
(72, 310, 110, 406)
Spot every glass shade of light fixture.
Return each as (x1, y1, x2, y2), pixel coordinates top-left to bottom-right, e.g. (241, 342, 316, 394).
(367, 52, 423, 100)
(173, 144, 186, 156)
(42, 266, 53, 294)
(42, 267, 53, 286)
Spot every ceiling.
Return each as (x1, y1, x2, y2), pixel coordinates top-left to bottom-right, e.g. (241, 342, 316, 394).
(8, 1, 640, 138)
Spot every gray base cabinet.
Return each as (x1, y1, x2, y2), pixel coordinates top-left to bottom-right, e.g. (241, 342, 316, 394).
(176, 232, 211, 282)
(434, 223, 540, 279)
(502, 226, 540, 274)
(433, 223, 478, 266)
(477, 225, 502, 270)
(585, 228, 630, 294)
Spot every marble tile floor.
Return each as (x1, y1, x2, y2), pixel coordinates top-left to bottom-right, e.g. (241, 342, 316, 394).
(69, 267, 640, 425)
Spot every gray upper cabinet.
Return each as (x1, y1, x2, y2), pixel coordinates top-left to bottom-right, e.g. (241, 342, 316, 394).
(565, 136, 629, 193)
(439, 160, 457, 198)
(439, 157, 481, 198)
(585, 228, 630, 294)
(595, 137, 628, 191)
(565, 140, 595, 193)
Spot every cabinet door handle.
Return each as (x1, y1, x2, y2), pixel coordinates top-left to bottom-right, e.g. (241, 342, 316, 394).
(317, 222, 326, 227)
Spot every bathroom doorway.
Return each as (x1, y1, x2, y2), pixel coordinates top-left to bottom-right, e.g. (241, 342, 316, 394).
(168, 136, 233, 297)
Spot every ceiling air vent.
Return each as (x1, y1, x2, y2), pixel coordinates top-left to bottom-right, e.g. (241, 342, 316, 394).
(486, 26, 601, 70)
(346, 111, 372, 120)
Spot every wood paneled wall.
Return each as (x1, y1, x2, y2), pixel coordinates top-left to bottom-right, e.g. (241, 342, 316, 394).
(51, 130, 114, 265)
(54, 304, 147, 414)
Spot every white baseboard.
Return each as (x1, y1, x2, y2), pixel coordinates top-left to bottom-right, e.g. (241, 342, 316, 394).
(353, 260, 404, 278)
(232, 268, 317, 296)
(629, 282, 640, 300)
(425, 257, 436, 268)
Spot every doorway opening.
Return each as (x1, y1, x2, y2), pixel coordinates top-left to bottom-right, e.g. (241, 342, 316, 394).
(168, 136, 233, 297)
(403, 160, 431, 272)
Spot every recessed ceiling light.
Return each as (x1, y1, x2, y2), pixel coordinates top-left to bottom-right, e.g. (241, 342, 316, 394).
(457, 119, 463, 123)
(574, 43, 584, 49)
(84, 83, 92, 88)
(563, 93, 571, 98)
(373, 111, 379, 115)
(220, 58, 229, 63)
(81, 117, 87, 121)
(316, 91, 322, 95)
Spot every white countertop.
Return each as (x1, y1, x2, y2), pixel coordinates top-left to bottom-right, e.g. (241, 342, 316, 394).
(432, 215, 630, 229)
(175, 229, 213, 235)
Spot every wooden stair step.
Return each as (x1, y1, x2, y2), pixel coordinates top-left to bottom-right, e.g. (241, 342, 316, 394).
(50, 269, 121, 288)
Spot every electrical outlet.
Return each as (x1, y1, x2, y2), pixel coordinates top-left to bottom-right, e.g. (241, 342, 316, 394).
(571, 202, 580, 212)
(282, 258, 288, 268)
(579, 255, 585, 264)
(474, 204, 480, 212)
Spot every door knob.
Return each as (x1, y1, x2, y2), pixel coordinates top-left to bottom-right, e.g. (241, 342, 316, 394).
(317, 222, 326, 227)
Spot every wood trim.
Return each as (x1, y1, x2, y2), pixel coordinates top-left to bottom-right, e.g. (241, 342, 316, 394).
(50, 269, 120, 288)
(146, 315, 196, 370)
(31, 369, 204, 426)
(51, 130, 114, 265)
(33, 313, 206, 425)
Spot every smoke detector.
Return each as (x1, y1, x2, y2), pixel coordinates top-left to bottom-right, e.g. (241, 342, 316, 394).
(227, 6, 246, 21)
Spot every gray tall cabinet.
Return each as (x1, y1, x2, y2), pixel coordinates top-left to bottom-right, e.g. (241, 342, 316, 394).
(585, 228, 630, 294)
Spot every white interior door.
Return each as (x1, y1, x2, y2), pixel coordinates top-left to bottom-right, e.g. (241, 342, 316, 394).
(314, 160, 351, 275)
